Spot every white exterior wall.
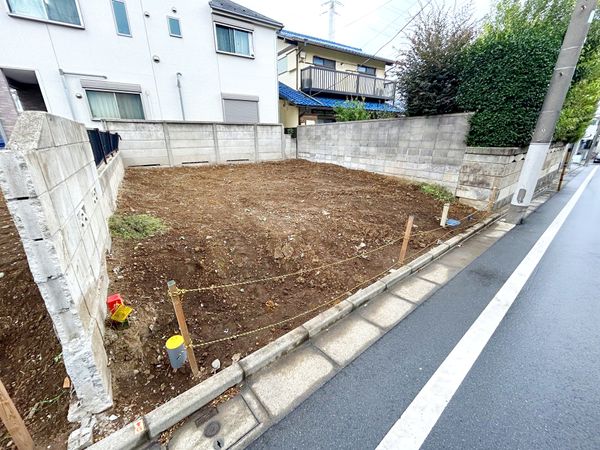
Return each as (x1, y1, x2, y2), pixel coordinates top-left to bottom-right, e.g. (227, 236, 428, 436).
(0, 0, 280, 127)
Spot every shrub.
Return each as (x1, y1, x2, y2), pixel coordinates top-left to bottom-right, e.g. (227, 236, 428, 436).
(109, 214, 167, 240)
(420, 183, 455, 203)
(333, 99, 372, 122)
(394, 5, 475, 116)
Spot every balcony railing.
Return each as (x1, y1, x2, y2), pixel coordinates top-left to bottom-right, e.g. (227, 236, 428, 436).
(300, 66, 396, 101)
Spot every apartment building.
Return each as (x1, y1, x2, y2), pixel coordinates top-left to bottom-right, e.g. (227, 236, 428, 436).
(0, 0, 283, 140)
(277, 30, 399, 128)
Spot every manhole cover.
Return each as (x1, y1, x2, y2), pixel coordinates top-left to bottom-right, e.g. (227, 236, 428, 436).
(204, 421, 221, 438)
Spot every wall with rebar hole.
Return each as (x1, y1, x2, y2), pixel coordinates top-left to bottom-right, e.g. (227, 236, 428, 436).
(0, 112, 124, 414)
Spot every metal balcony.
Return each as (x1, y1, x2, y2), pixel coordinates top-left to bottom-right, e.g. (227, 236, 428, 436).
(300, 66, 396, 101)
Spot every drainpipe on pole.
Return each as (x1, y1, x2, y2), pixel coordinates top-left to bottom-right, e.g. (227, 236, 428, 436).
(506, 0, 597, 224)
(176, 72, 186, 121)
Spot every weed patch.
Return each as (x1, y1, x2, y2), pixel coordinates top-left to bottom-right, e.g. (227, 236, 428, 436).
(109, 214, 167, 240)
(420, 183, 455, 203)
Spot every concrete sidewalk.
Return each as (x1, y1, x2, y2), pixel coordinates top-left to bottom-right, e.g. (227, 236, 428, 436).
(165, 193, 553, 450)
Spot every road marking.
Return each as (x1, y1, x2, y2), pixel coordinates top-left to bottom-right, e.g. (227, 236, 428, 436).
(376, 167, 598, 450)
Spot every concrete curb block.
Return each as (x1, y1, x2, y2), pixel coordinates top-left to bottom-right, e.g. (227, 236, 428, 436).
(239, 327, 308, 377)
(302, 300, 353, 337)
(145, 363, 244, 438)
(91, 213, 504, 448)
(378, 266, 412, 289)
(407, 253, 433, 272)
(346, 281, 387, 308)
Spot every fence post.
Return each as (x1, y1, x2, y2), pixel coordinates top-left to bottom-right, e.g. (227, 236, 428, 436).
(167, 281, 200, 378)
(0, 379, 33, 450)
(399, 215, 414, 265)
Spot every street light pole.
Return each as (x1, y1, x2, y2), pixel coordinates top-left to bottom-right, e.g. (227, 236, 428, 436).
(507, 0, 597, 224)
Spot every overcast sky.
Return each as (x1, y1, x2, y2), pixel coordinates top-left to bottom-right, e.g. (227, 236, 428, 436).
(241, 0, 495, 60)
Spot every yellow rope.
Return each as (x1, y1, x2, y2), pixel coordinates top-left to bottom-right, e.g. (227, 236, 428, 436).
(177, 211, 481, 296)
(187, 223, 470, 348)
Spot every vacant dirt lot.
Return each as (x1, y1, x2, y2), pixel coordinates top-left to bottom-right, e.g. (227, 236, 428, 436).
(101, 159, 480, 436)
(0, 196, 73, 449)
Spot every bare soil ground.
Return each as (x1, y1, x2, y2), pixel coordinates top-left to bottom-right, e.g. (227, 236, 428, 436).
(100, 159, 481, 438)
(0, 196, 74, 449)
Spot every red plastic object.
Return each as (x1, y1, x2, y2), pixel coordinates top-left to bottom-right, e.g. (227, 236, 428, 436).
(107, 294, 123, 313)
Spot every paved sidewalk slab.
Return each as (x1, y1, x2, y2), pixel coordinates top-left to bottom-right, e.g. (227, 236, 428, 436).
(416, 262, 461, 285)
(437, 239, 490, 268)
(313, 315, 382, 366)
(248, 346, 334, 418)
(390, 276, 439, 303)
(168, 395, 257, 450)
(358, 292, 414, 329)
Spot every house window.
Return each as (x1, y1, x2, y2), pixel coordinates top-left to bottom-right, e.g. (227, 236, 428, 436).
(215, 24, 253, 57)
(222, 96, 259, 123)
(313, 56, 336, 70)
(358, 65, 376, 76)
(6, 0, 82, 26)
(168, 16, 181, 37)
(111, 0, 131, 36)
(277, 56, 288, 75)
(86, 90, 144, 120)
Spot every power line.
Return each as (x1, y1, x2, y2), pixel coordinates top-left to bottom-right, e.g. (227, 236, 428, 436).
(342, 0, 396, 27)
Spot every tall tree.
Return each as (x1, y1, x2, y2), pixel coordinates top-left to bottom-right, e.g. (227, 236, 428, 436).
(395, 5, 475, 116)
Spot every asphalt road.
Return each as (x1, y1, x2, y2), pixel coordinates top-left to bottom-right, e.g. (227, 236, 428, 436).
(249, 167, 600, 450)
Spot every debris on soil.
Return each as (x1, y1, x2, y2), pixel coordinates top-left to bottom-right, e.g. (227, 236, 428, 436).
(95, 160, 479, 440)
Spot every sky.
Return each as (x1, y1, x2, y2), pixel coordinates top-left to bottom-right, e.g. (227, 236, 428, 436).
(241, 0, 495, 61)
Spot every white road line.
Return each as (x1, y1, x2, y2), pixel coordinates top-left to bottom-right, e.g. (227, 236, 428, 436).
(376, 167, 598, 450)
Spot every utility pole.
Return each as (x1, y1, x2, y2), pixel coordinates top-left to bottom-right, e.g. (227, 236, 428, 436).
(322, 0, 343, 40)
(507, 0, 597, 224)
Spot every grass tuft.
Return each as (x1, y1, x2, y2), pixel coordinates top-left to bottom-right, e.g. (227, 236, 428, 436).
(109, 214, 167, 240)
(420, 183, 455, 203)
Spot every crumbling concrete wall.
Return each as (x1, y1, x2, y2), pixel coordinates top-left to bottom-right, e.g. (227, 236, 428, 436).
(296, 113, 472, 192)
(104, 120, 287, 167)
(456, 145, 566, 210)
(0, 112, 124, 413)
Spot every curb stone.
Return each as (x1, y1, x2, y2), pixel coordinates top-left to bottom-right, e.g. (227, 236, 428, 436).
(89, 212, 502, 449)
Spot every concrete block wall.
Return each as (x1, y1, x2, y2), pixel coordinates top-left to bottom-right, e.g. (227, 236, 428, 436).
(296, 113, 472, 192)
(0, 112, 124, 413)
(457, 145, 566, 209)
(105, 120, 287, 167)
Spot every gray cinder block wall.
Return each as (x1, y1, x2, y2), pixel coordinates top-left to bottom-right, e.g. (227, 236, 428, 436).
(296, 113, 472, 192)
(457, 145, 566, 209)
(104, 120, 290, 167)
(0, 112, 124, 413)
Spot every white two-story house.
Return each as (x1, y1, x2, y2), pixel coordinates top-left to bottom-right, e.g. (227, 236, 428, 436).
(0, 0, 282, 140)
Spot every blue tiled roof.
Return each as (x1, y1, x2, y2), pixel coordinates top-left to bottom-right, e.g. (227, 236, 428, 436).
(279, 82, 323, 106)
(278, 83, 400, 112)
(278, 30, 395, 65)
(317, 97, 401, 112)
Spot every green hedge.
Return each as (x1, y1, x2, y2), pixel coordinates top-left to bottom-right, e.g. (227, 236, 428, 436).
(457, 30, 560, 147)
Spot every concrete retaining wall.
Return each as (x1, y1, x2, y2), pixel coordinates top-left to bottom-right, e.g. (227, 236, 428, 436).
(457, 145, 566, 209)
(296, 113, 471, 192)
(104, 120, 288, 167)
(0, 112, 124, 413)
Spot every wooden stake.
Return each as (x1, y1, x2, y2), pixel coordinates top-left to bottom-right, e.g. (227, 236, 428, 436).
(0, 379, 33, 450)
(440, 203, 450, 228)
(399, 215, 414, 265)
(167, 280, 200, 378)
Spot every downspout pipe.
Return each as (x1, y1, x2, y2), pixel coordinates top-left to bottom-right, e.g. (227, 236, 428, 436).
(176, 72, 186, 121)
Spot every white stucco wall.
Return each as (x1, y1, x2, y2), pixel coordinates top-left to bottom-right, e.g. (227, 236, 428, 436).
(0, 0, 280, 127)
